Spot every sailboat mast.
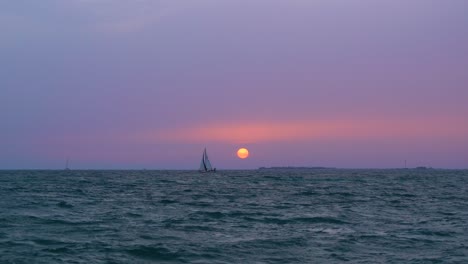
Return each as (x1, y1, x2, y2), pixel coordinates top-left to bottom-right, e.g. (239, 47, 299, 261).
(203, 149, 207, 171)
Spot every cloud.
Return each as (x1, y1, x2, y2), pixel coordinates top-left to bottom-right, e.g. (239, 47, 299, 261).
(0, 0, 177, 36)
(95, 15, 159, 34)
(70, 0, 176, 34)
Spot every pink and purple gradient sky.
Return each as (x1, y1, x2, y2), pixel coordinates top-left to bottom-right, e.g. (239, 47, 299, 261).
(1, 1, 467, 169)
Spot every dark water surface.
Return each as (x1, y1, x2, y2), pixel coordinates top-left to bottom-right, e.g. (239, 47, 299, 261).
(1, 169, 467, 263)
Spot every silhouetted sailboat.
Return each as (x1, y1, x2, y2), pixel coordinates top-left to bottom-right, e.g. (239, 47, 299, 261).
(199, 148, 216, 173)
(65, 158, 71, 171)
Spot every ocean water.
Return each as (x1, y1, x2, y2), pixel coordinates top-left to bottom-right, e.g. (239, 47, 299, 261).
(1, 169, 467, 263)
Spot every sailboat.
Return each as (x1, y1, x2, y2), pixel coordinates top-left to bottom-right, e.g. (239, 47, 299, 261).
(199, 148, 216, 173)
(65, 158, 71, 171)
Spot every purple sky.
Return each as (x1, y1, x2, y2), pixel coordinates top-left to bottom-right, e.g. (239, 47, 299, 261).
(1, 0, 468, 169)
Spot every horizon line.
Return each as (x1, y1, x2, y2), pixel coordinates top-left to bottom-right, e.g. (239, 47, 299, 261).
(0, 167, 466, 171)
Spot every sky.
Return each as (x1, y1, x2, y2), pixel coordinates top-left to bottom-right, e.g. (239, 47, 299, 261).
(1, 0, 468, 169)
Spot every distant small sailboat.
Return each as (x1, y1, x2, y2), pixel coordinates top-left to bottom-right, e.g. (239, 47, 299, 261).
(65, 158, 71, 171)
(199, 148, 216, 173)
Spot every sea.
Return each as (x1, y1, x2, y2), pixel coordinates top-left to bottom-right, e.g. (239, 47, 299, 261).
(1, 169, 467, 263)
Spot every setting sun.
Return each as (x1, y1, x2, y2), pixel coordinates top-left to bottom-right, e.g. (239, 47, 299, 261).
(237, 148, 249, 159)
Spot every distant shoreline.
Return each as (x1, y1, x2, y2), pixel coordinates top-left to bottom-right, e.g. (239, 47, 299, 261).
(0, 167, 466, 171)
(258, 166, 335, 170)
(257, 166, 440, 170)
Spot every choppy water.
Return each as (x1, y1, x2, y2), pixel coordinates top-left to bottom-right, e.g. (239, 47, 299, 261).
(1, 169, 468, 263)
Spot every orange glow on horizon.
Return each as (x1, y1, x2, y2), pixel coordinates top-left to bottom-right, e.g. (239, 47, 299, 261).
(138, 117, 468, 145)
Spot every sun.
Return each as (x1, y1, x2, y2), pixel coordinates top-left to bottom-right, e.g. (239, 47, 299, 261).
(237, 148, 249, 159)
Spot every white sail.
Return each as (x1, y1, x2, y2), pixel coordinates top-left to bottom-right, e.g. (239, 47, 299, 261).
(199, 151, 206, 171)
(198, 148, 215, 172)
(204, 149, 212, 171)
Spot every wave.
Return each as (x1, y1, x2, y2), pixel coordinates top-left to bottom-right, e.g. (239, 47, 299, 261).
(57, 201, 74, 208)
(125, 245, 182, 261)
(244, 216, 349, 225)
